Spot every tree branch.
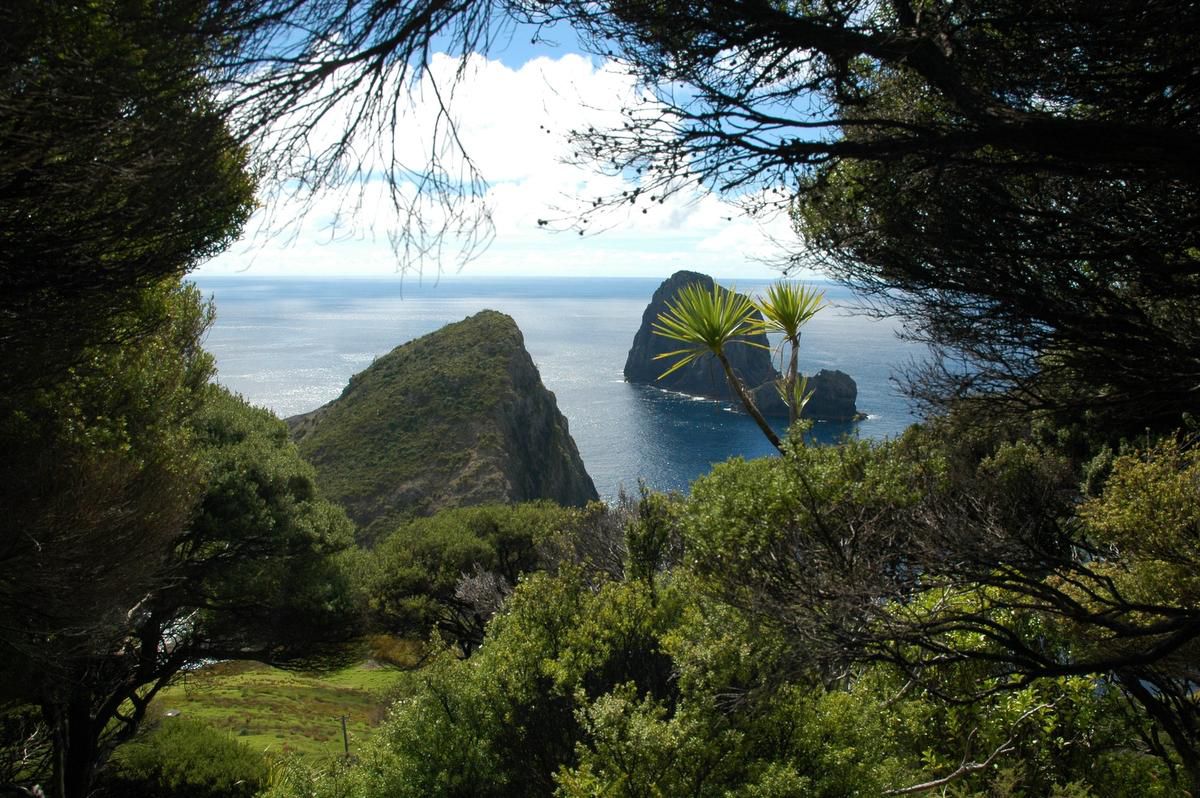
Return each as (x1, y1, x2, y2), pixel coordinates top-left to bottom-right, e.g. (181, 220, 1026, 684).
(884, 702, 1053, 795)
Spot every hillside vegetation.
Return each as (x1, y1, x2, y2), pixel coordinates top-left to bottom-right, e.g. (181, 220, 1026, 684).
(289, 310, 597, 542)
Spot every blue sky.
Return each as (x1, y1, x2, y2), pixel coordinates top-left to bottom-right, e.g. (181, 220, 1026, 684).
(199, 24, 802, 281)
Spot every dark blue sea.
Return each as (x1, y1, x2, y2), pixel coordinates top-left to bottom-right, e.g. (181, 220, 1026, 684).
(190, 276, 928, 499)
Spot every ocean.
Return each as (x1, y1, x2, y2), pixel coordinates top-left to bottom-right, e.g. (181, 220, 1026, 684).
(190, 276, 927, 499)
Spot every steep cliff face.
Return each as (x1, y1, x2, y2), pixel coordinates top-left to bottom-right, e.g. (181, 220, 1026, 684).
(288, 311, 597, 543)
(625, 271, 862, 422)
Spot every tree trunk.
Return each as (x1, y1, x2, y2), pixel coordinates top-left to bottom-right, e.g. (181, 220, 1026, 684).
(62, 697, 97, 798)
(44, 696, 99, 798)
(786, 336, 799, 426)
(47, 704, 66, 798)
(718, 351, 783, 450)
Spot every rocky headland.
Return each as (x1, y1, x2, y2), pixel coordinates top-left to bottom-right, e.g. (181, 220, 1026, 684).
(288, 310, 598, 543)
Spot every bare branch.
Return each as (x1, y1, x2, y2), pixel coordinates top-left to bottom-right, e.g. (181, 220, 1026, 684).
(884, 702, 1054, 795)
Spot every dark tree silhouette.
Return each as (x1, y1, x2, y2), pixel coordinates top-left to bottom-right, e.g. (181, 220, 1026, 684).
(0, 0, 254, 392)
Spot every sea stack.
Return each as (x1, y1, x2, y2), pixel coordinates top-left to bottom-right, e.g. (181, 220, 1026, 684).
(802, 369, 860, 422)
(624, 271, 862, 422)
(624, 270, 779, 403)
(288, 310, 598, 543)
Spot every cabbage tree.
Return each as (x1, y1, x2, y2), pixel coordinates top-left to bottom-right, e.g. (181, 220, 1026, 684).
(652, 282, 782, 450)
(753, 283, 826, 426)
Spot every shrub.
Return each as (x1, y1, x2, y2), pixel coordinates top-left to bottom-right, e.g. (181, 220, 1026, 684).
(102, 717, 269, 798)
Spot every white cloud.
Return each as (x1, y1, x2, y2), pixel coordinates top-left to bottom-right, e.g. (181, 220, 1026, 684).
(199, 52, 811, 280)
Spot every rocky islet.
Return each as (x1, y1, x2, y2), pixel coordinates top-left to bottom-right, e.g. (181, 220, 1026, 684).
(624, 270, 862, 422)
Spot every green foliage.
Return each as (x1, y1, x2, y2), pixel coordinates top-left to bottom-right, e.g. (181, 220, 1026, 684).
(794, 65, 1200, 434)
(621, 486, 679, 589)
(354, 652, 514, 798)
(102, 718, 269, 798)
(185, 387, 360, 656)
(558, 681, 745, 798)
(263, 412, 1200, 798)
(366, 502, 579, 651)
(1081, 440, 1200, 579)
(0, 280, 215, 706)
(291, 310, 594, 543)
(651, 280, 784, 448)
(1, 368, 360, 796)
(678, 424, 1197, 792)
(270, 555, 1179, 798)
(651, 281, 765, 378)
(684, 435, 931, 583)
(1066, 439, 1200, 693)
(0, 0, 255, 390)
(264, 755, 360, 798)
(1, 3, 255, 793)
(752, 282, 826, 425)
(753, 283, 827, 341)
(310, 572, 680, 798)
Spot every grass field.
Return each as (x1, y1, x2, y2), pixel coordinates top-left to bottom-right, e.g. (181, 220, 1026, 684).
(152, 655, 412, 759)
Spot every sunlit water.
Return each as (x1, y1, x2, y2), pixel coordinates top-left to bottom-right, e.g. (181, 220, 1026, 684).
(191, 276, 928, 499)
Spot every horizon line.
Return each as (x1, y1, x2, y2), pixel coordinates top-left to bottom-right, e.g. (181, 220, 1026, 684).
(189, 272, 833, 283)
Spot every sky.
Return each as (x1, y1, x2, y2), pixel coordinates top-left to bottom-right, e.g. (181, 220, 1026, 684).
(198, 24, 806, 281)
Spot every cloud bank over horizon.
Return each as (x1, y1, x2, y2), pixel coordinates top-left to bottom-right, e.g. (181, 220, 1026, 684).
(200, 51, 810, 281)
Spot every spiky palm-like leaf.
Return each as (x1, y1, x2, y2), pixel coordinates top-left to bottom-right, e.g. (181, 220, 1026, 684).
(776, 373, 815, 416)
(755, 282, 826, 429)
(651, 281, 765, 379)
(753, 282, 826, 343)
(651, 281, 782, 450)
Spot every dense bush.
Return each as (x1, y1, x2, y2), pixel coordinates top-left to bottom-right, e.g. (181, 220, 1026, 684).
(365, 502, 582, 652)
(101, 718, 269, 798)
(263, 430, 1193, 797)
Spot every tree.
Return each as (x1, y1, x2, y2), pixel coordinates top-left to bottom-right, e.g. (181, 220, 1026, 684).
(101, 717, 270, 798)
(1, 372, 358, 798)
(0, 0, 255, 391)
(795, 142, 1200, 434)
(352, 572, 678, 798)
(366, 502, 576, 655)
(1, 4, 266, 793)
(682, 425, 1200, 792)
(652, 280, 827, 449)
(224, 0, 1188, 205)
(164, 384, 359, 670)
(557, 0, 1199, 432)
(753, 282, 826, 426)
(265, 496, 1177, 798)
(214, 0, 505, 268)
(0, 281, 215, 797)
(652, 280, 781, 449)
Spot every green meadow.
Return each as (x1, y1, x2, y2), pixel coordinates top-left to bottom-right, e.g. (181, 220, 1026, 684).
(152, 658, 410, 759)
